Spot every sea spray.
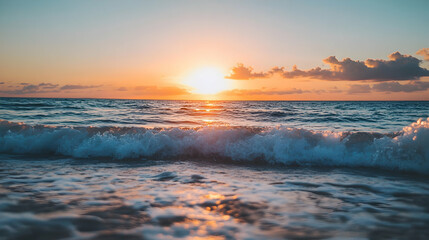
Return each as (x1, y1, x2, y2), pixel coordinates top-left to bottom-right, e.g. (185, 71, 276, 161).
(1, 118, 428, 174)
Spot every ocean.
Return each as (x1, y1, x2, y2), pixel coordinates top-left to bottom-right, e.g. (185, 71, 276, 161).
(0, 98, 429, 239)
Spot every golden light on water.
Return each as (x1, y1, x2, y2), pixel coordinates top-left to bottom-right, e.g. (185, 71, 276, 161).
(184, 67, 231, 95)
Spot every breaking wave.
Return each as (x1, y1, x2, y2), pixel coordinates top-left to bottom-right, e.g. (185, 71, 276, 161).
(0, 118, 428, 174)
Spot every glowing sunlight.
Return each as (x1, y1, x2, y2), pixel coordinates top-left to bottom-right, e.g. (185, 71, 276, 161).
(1, 1, 429, 239)
(184, 67, 231, 95)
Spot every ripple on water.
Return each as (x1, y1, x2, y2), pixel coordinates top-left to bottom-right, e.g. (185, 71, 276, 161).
(0, 159, 429, 239)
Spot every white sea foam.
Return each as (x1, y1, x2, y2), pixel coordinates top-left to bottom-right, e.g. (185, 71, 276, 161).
(0, 118, 428, 174)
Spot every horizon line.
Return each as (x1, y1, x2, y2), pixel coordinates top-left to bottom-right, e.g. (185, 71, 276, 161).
(1, 96, 428, 102)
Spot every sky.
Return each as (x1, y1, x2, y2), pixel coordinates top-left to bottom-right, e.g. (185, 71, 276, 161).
(0, 0, 429, 100)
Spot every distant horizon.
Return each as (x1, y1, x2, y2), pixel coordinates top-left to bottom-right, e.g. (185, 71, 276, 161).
(1, 96, 429, 102)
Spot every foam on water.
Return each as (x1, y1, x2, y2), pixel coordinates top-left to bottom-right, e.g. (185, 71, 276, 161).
(1, 118, 428, 174)
(1, 159, 429, 239)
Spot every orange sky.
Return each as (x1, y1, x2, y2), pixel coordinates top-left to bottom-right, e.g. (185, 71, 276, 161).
(1, 1, 429, 100)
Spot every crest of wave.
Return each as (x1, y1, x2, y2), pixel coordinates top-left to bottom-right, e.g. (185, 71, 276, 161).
(0, 118, 428, 174)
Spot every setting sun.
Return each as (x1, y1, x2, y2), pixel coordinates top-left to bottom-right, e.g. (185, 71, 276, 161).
(1, 1, 429, 240)
(184, 67, 230, 94)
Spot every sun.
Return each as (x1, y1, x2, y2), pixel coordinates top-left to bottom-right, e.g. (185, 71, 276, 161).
(184, 67, 230, 94)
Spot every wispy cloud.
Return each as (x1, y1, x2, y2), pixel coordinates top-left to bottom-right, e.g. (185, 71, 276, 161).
(348, 84, 372, 94)
(347, 81, 429, 94)
(1, 83, 61, 94)
(39, 83, 59, 89)
(219, 88, 310, 96)
(372, 81, 429, 93)
(116, 87, 127, 91)
(416, 48, 429, 61)
(60, 85, 102, 90)
(227, 51, 429, 81)
(1, 83, 102, 95)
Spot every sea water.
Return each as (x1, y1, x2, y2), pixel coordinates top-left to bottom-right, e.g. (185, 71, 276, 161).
(0, 98, 428, 239)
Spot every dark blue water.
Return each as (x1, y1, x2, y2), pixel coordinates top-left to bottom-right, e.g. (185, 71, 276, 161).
(1, 98, 428, 132)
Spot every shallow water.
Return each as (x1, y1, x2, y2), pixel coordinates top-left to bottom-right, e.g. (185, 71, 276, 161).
(1, 158, 429, 240)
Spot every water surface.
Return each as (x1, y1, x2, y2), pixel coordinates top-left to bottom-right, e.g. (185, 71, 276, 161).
(1, 98, 428, 132)
(1, 98, 429, 239)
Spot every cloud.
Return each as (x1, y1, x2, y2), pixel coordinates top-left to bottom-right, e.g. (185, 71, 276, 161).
(311, 87, 343, 94)
(116, 87, 127, 91)
(228, 51, 429, 81)
(348, 84, 372, 94)
(281, 65, 334, 79)
(0, 83, 61, 94)
(134, 86, 190, 96)
(60, 85, 102, 90)
(1, 83, 189, 97)
(416, 48, 429, 61)
(39, 83, 59, 89)
(372, 81, 429, 92)
(1, 83, 103, 95)
(347, 81, 429, 94)
(219, 88, 309, 96)
(21, 85, 39, 92)
(285, 52, 429, 81)
(225, 63, 269, 80)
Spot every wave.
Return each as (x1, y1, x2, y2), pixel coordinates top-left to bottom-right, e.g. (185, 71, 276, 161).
(0, 118, 428, 174)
